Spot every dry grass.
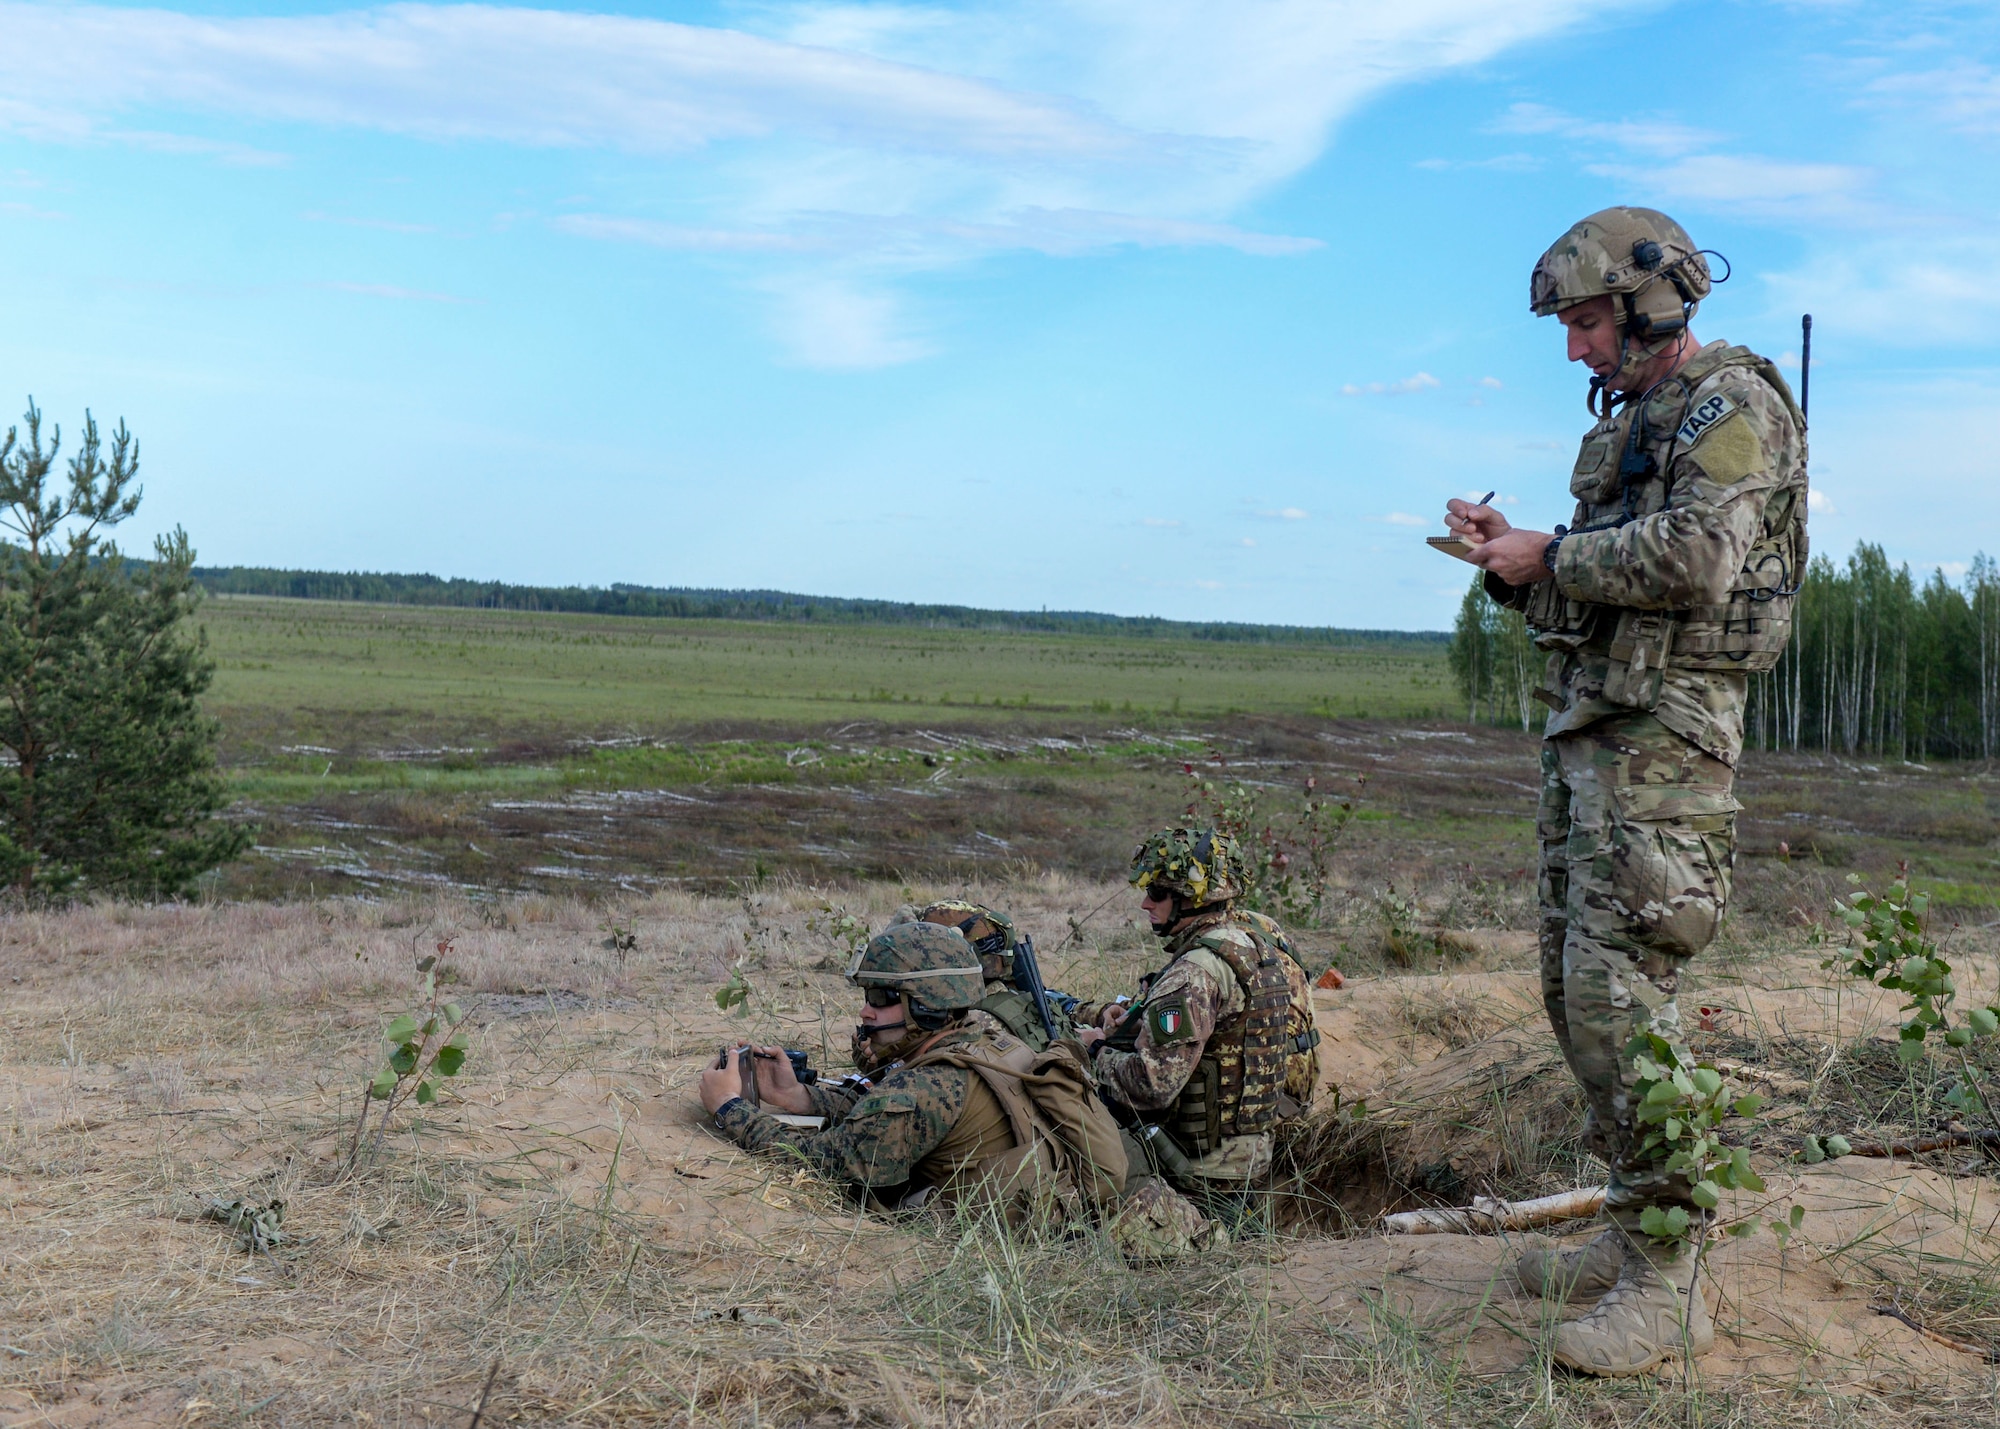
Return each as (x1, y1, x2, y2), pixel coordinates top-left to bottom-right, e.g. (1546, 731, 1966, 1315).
(3, 882, 1998, 1426)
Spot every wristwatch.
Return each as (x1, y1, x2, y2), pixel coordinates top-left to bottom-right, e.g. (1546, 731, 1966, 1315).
(1542, 526, 1568, 579)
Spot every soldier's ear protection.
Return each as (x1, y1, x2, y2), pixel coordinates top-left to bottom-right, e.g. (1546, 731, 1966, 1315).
(1619, 239, 1727, 342)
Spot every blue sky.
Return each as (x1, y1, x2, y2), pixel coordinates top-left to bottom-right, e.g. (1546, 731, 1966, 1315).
(3, 0, 1997, 630)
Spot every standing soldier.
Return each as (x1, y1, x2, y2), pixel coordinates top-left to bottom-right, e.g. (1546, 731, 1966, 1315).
(1078, 826, 1321, 1242)
(1442, 208, 1807, 1376)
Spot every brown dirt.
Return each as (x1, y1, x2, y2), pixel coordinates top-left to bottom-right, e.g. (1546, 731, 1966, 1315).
(3, 890, 1997, 1424)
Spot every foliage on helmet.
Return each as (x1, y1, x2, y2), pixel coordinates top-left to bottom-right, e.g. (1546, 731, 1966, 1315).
(1529, 207, 1713, 333)
(918, 899, 1018, 982)
(845, 921, 986, 1021)
(1128, 825, 1244, 905)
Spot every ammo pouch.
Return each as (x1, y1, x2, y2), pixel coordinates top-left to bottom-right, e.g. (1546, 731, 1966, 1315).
(1523, 579, 1601, 654)
(1602, 608, 1675, 711)
(1170, 1058, 1223, 1159)
(1671, 561, 1796, 673)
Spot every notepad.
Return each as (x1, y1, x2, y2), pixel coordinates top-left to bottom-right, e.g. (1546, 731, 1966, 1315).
(1427, 535, 1476, 559)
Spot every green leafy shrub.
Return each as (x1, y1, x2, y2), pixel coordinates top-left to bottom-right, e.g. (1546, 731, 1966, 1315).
(343, 938, 470, 1173)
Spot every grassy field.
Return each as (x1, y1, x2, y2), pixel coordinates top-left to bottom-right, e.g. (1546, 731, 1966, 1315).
(199, 595, 1453, 757)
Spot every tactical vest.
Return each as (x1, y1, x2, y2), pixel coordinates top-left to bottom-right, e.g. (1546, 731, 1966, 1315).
(1524, 344, 1808, 695)
(1113, 912, 1319, 1159)
(974, 985, 1068, 1052)
(903, 1031, 1051, 1207)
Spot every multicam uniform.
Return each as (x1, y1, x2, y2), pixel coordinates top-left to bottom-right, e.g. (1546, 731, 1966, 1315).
(1484, 337, 1806, 1233)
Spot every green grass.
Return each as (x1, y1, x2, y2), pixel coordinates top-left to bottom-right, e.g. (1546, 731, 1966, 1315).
(198, 595, 1452, 754)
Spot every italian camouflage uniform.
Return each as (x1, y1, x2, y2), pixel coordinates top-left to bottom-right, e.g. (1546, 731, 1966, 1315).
(1096, 907, 1319, 1217)
(715, 1023, 1049, 1211)
(1484, 339, 1806, 1232)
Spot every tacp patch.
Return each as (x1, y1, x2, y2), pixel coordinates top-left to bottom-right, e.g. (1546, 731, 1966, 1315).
(1674, 392, 1738, 448)
(1146, 997, 1196, 1046)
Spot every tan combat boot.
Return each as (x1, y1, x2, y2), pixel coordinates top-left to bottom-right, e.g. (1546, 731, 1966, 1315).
(1551, 1237, 1713, 1376)
(1516, 1226, 1625, 1301)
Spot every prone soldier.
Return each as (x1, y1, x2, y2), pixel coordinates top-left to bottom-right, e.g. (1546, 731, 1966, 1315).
(1443, 208, 1806, 1376)
(897, 899, 1079, 1050)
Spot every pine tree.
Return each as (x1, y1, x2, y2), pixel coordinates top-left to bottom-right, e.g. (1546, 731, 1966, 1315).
(0, 399, 251, 897)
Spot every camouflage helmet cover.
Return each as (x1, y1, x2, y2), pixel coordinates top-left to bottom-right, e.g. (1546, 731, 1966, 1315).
(845, 921, 985, 1020)
(918, 899, 1018, 981)
(1529, 207, 1712, 334)
(1129, 825, 1244, 905)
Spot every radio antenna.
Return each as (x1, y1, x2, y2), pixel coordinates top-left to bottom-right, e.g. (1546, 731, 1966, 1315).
(1800, 314, 1812, 427)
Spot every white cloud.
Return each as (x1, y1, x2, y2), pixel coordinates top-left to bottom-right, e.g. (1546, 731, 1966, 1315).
(1238, 537, 1257, 547)
(1343, 372, 1440, 396)
(1256, 507, 1309, 520)
(761, 276, 933, 369)
(1490, 101, 1715, 157)
(1764, 237, 2000, 346)
(1938, 560, 1971, 580)
(1477, 375, 1503, 389)
(1808, 489, 1836, 515)
(1866, 62, 2000, 137)
(1597, 153, 1874, 224)
(1379, 511, 1430, 526)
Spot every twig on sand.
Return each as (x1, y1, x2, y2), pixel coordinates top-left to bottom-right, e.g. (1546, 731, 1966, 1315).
(1870, 1301, 2000, 1362)
(1844, 1129, 2000, 1157)
(1381, 1186, 1605, 1235)
(467, 1356, 503, 1427)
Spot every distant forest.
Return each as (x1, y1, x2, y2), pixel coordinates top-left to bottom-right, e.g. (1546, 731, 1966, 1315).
(1450, 543, 2000, 761)
(188, 565, 1447, 648)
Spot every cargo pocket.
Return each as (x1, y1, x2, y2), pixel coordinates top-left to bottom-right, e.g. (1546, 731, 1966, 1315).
(1604, 784, 1739, 958)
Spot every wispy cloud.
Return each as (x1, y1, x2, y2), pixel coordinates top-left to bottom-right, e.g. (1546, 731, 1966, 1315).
(1490, 102, 1716, 157)
(304, 211, 436, 235)
(1378, 511, 1430, 527)
(1343, 372, 1439, 396)
(1596, 153, 1873, 224)
(1255, 507, 1309, 520)
(317, 281, 477, 305)
(1764, 237, 2000, 345)
(1865, 61, 2000, 137)
(757, 274, 931, 369)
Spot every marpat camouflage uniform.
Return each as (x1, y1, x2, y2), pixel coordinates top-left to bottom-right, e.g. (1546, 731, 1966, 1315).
(714, 1025, 1025, 1208)
(1486, 339, 1806, 1232)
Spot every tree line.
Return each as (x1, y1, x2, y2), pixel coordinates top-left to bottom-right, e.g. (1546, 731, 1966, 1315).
(1449, 545, 2000, 759)
(187, 565, 1447, 649)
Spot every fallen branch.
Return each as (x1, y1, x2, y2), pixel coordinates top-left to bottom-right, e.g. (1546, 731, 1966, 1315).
(1843, 1129, 2000, 1158)
(1381, 1186, 1605, 1236)
(1870, 1301, 2000, 1362)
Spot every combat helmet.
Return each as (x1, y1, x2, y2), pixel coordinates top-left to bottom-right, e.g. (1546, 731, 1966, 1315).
(846, 921, 986, 1031)
(1129, 825, 1245, 907)
(1530, 207, 1712, 336)
(917, 899, 1019, 981)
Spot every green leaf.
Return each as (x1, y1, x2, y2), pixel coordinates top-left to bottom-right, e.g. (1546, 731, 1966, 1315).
(389, 1045, 418, 1076)
(436, 1044, 466, 1076)
(1969, 1007, 1999, 1038)
(1801, 1135, 1825, 1164)
(1946, 1026, 1974, 1048)
(1644, 1081, 1681, 1106)
(1733, 1093, 1766, 1118)
(1663, 1207, 1690, 1237)
(385, 1013, 421, 1042)
(1639, 1206, 1670, 1238)
(1728, 1222, 1757, 1238)
(415, 1079, 435, 1105)
(1895, 1039, 1927, 1065)
(421, 1016, 439, 1038)
(1789, 1204, 1806, 1229)
(1824, 1134, 1852, 1158)
(416, 955, 437, 973)
(369, 1068, 397, 1099)
(443, 1001, 467, 1026)
(1664, 1116, 1682, 1141)
(1690, 1180, 1722, 1210)
(1691, 1067, 1723, 1098)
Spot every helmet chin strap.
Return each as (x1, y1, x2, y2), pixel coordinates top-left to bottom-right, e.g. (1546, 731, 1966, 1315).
(1588, 325, 1683, 419)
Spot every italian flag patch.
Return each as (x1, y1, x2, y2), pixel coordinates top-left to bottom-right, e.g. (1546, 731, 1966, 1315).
(1148, 999, 1193, 1044)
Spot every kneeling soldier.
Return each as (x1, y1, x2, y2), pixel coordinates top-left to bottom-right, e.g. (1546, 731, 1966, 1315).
(1078, 826, 1321, 1247)
(901, 899, 1079, 1051)
(700, 921, 1116, 1218)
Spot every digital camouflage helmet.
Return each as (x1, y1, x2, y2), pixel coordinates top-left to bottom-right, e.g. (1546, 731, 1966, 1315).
(1129, 825, 1245, 907)
(845, 921, 986, 1031)
(917, 899, 1020, 982)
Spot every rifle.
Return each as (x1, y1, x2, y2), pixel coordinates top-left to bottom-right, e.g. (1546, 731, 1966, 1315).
(1010, 935, 1059, 1043)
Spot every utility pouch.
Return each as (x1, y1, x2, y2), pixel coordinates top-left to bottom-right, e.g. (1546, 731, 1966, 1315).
(1570, 423, 1624, 504)
(1524, 580, 1601, 653)
(1602, 609, 1676, 711)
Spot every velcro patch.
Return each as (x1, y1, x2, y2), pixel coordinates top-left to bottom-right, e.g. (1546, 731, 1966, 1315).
(1675, 392, 1738, 447)
(1147, 997, 1196, 1046)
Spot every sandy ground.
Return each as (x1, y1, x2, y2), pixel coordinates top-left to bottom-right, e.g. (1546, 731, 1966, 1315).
(2, 889, 1997, 1424)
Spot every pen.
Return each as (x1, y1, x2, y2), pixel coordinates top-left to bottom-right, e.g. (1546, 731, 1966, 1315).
(1478, 490, 1495, 505)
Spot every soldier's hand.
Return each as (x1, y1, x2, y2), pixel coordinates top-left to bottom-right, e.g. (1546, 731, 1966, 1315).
(751, 1044, 814, 1114)
(1100, 1004, 1129, 1032)
(1075, 1026, 1105, 1049)
(1466, 526, 1557, 586)
(1444, 498, 1509, 545)
(698, 1045, 745, 1114)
